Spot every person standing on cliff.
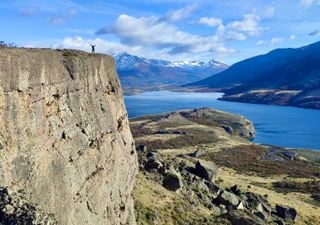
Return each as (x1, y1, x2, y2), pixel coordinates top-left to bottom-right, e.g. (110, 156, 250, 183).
(91, 44, 96, 53)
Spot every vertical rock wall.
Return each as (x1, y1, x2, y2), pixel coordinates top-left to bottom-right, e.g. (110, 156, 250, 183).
(0, 48, 138, 225)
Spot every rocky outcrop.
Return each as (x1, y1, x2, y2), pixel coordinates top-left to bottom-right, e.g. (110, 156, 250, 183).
(181, 108, 255, 139)
(136, 148, 297, 225)
(0, 48, 138, 224)
(195, 160, 219, 182)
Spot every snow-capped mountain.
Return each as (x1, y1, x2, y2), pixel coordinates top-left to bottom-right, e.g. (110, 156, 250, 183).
(114, 52, 228, 90)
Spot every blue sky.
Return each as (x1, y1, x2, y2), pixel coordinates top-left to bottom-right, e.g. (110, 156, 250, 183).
(1, 0, 320, 64)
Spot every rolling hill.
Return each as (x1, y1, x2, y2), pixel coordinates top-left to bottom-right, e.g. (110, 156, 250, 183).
(188, 41, 320, 109)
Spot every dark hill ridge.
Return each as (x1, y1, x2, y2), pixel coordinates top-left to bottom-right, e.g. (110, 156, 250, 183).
(188, 41, 320, 109)
(115, 52, 228, 94)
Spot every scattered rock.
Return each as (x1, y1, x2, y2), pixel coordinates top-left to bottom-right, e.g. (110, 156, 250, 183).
(155, 129, 170, 134)
(215, 191, 240, 209)
(282, 151, 299, 160)
(262, 148, 300, 162)
(237, 201, 245, 210)
(172, 130, 190, 135)
(163, 170, 182, 192)
(254, 211, 267, 221)
(0, 187, 58, 225)
(221, 210, 265, 225)
(275, 205, 297, 221)
(137, 144, 147, 152)
(190, 149, 203, 158)
(144, 158, 163, 172)
(221, 125, 234, 134)
(195, 160, 219, 182)
(244, 192, 272, 215)
(205, 181, 222, 196)
(230, 185, 241, 196)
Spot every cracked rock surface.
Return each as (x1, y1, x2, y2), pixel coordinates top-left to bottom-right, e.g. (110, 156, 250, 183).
(0, 48, 138, 225)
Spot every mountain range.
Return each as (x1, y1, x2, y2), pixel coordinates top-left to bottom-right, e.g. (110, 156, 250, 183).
(188, 41, 320, 109)
(115, 52, 228, 94)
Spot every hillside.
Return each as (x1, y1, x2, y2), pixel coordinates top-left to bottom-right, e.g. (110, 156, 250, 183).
(188, 41, 320, 109)
(0, 48, 138, 225)
(130, 108, 320, 225)
(116, 53, 228, 94)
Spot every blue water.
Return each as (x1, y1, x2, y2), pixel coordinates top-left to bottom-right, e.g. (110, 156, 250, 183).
(125, 91, 320, 150)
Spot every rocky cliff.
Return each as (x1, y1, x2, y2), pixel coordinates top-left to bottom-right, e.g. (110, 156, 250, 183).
(0, 48, 138, 224)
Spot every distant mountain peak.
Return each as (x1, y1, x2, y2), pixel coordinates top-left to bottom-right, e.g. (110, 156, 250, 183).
(207, 59, 228, 68)
(115, 52, 228, 70)
(114, 52, 228, 89)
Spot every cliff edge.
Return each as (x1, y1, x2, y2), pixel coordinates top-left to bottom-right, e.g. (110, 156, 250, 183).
(0, 48, 138, 224)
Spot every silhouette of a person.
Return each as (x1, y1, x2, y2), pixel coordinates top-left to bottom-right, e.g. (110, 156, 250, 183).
(91, 44, 96, 53)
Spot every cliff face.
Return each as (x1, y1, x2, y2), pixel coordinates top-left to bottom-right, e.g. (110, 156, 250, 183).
(0, 48, 138, 224)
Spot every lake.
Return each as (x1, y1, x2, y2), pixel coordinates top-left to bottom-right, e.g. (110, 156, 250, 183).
(125, 91, 320, 150)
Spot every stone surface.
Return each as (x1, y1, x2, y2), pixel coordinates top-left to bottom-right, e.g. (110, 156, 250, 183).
(275, 205, 297, 221)
(221, 210, 265, 225)
(163, 170, 182, 192)
(195, 159, 219, 182)
(0, 48, 138, 225)
(215, 191, 240, 209)
(182, 108, 255, 139)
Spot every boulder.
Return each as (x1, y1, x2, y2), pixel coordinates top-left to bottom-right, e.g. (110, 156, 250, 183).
(195, 160, 219, 182)
(221, 210, 265, 225)
(144, 158, 163, 172)
(244, 192, 271, 215)
(275, 205, 297, 221)
(136, 144, 147, 152)
(205, 181, 222, 196)
(230, 185, 241, 196)
(221, 125, 234, 134)
(190, 150, 203, 158)
(254, 211, 267, 221)
(163, 171, 182, 191)
(237, 201, 245, 210)
(215, 191, 240, 209)
(282, 151, 299, 160)
(146, 151, 161, 160)
(144, 151, 164, 172)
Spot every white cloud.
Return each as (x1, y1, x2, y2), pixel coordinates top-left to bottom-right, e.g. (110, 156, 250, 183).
(96, 14, 234, 56)
(212, 13, 262, 41)
(51, 36, 143, 56)
(270, 37, 283, 45)
(43, 36, 234, 62)
(289, 34, 296, 40)
(256, 40, 267, 45)
(49, 17, 65, 25)
(95, 10, 265, 61)
(263, 4, 275, 18)
(227, 14, 262, 36)
(300, 0, 320, 6)
(166, 4, 197, 21)
(256, 37, 284, 46)
(198, 17, 222, 27)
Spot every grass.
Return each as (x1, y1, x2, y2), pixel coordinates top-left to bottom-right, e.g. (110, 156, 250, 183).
(133, 173, 219, 225)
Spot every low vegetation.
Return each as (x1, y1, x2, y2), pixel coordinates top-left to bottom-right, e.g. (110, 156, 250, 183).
(203, 145, 320, 178)
(0, 41, 15, 48)
(135, 128, 219, 150)
(131, 108, 320, 225)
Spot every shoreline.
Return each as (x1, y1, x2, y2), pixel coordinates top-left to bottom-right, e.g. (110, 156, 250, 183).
(124, 87, 320, 110)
